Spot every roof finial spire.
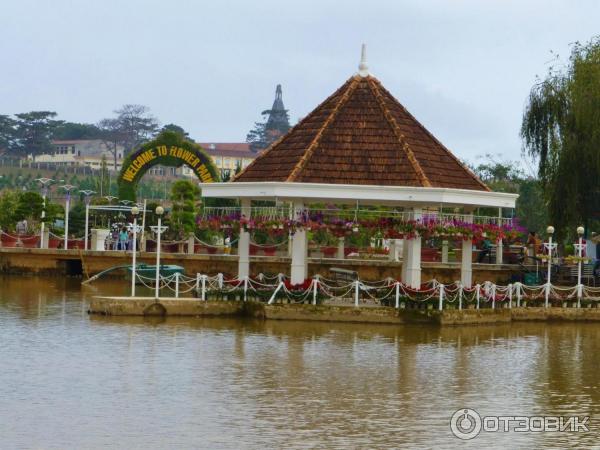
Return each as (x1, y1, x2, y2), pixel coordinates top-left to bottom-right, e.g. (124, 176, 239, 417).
(358, 43, 369, 77)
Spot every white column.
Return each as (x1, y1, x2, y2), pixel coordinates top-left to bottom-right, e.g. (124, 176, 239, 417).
(441, 240, 449, 263)
(131, 216, 138, 297)
(405, 236, 422, 289)
(84, 202, 89, 250)
(461, 212, 474, 288)
(187, 232, 195, 254)
(63, 193, 70, 250)
(461, 239, 473, 288)
(495, 208, 503, 264)
(40, 227, 49, 249)
(401, 237, 409, 282)
(238, 198, 251, 280)
(404, 208, 422, 289)
(337, 237, 345, 259)
(495, 239, 503, 265)
(290, 200, 308, 285)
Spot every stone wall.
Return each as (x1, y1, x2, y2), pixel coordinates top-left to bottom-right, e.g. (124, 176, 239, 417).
(0, 248, 519, 284)
(88, 298, 600, 326)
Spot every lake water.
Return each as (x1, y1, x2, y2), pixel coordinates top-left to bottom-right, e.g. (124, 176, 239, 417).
(1, 275, 599, 449)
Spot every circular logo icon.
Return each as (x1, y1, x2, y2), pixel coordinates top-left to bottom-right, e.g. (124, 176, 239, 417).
(450, 408, 482, 440)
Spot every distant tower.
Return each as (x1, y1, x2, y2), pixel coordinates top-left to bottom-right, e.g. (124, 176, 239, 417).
(265, 84, 290, 135)
(247, 84, 291, 152)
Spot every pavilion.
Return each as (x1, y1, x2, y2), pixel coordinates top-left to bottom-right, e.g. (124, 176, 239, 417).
(201, 46, 518, 288)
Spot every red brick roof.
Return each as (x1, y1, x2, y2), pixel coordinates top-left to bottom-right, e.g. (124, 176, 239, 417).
(233, 75, 489, 191)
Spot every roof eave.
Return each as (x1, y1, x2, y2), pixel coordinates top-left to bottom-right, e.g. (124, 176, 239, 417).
(200, 181, 517, 209)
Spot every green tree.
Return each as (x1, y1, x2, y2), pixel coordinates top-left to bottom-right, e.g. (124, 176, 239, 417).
(471, 155, 548, 234)
(113, 104, 159, 154)
(13, 111, 64, 156)
(67, 202, 87, 236)
(169, 180, 199, 236)
(94, 156, 111, 197)
(14, 191, 44, 222)
(52, 122, 102, 140)
(0, 115, 17, 152)
(521, 37, 600, 236)
(0, 190, 21, 230)
(161, 124, 190, 138)
(246, 84, 291, 152)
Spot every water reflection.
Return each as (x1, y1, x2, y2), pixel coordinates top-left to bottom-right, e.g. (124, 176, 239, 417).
(0, 276, 599, 448)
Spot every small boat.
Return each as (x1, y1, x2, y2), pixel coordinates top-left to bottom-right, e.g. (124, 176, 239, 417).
(127, 263, 185, 282)
(82, 263, 186, 285)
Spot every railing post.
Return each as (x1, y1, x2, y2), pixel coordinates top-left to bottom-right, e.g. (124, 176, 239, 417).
(458, 283, 463, 310)
(438, 283, 444, 311)
(508, 283, 513, 309)
(476, 284, 480, 309)
(354, 280, 360, 307)
(491, 283, 496, 309)
(516, 282, 522, 307)
(201, 274, 207, 301)
(395, 282, 400, 309)
(268, 281, 283, 304)
(243, 276, 248, 302)
(312, 276, 319, 305)
(175, 272, 180, 298)
(217, 273, 224, 289)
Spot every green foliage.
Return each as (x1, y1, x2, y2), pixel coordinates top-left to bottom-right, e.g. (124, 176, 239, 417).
(169, 180, 200, 235)
(112, 104, 159, 154)
(161, 124, 189, 138)
(45, 202, 64, 228)
(67, 202, 86, 236)
(15, 191, 44, 221)
(0, 115, 17, 151)
(521, 37, 600, 236)
(52, 122, 102, 140)
(13, 111, 64, 156)
(0, 190, 20, 230)
(94, 156, 111, 196)
(117, 130, 219, 201)
(471, 155, 548, 234)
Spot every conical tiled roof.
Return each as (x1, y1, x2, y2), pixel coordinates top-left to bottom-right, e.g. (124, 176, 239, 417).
(234, 75, 489, 191)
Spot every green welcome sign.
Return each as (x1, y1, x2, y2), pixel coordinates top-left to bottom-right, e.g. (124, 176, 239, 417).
(117, 131, 219, 200)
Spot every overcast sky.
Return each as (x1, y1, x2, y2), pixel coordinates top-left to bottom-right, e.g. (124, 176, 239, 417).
(2, 0, 599, 165)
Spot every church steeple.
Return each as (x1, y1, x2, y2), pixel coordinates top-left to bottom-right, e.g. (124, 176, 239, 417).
(265, 84, 290, 134)
(246, 84, 292, 152)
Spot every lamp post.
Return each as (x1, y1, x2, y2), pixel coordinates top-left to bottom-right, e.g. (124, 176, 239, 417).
(60, 184, 77, 250)
(575, 226, 586, 307)
(130, 206, 140, 297)
(543, 225, 557, 308)
(150, 206, 167, 300)
(80, 190, 96, 250)
(104, 195, 117, 229)
(36, 178, 54, 248)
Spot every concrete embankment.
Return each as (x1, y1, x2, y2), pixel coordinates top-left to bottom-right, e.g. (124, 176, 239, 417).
(88, 297, 600, 326)
(0, 247, 518, 285)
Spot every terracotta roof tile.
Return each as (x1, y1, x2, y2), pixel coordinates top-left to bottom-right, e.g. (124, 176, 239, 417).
(234, 75, 489, 191)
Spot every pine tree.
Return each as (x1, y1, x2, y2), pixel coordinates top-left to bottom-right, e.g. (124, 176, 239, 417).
(246, 85, 291, 152)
